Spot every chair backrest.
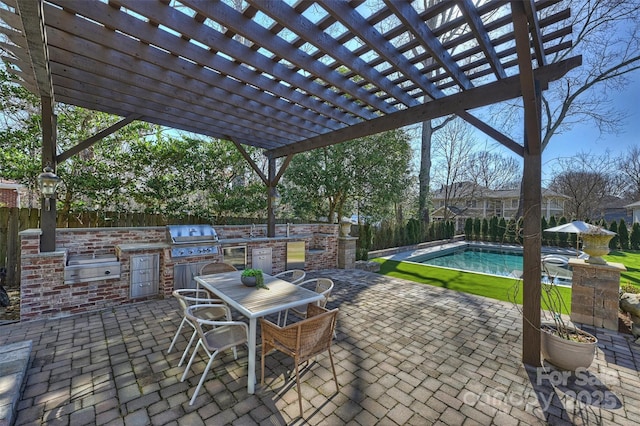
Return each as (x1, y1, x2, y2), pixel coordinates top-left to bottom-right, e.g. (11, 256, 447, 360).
(199, 262, 237, 275)
(274, 269, 306, 284)
(184, 304, 214, 340)
(296, 306, 338, 362)
(314, 278, 334, 308)
(172, 288, 210, 312)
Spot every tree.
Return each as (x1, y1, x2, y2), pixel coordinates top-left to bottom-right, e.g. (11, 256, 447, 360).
(430, 118, 477, 220)
(618, 145, 640, 200)
(619, 219, 630, 250)
(466, 150, 521, 190)
(548, 152, 623, 220)
(473, 217, 481, 241)
(487, 1, 640, 214)
(547, 216, 558, 247)
(609, 220, 619, 250)
(281, 129, 413, 224)
(415, 0, 459, 223)
(631, 223, 640, 250)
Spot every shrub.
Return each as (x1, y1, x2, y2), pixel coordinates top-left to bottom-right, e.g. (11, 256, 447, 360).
(464, 218, 473, 240)
(619, 219, 630, 250)
(547, 216, 558, 247)
(356, 247, 369, 261)
(473, 218, 481, 241)
(557, 217, 568, 247)
(631, 223, 640, 250)
(481, 218, 489, 241)
(498, 217, 507, 243)
(489, 216, 499, 242)
(609, 221, 619, 250)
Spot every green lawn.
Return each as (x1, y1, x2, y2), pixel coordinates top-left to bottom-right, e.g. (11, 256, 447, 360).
(604, 251, 640, 287)
(373, 250, 640, 315)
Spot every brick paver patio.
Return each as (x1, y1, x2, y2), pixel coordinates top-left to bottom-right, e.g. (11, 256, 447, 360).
(2, 269, 639, 425)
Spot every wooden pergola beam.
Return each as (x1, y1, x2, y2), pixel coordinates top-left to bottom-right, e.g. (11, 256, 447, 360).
(267, 56, 581, 158)
(57, 114, 142, 164)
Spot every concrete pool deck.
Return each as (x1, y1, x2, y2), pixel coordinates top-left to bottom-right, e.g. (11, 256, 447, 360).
(1, 269, 639, 425)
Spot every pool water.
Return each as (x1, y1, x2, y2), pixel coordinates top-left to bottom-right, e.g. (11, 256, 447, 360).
(407, 246, 572, 284)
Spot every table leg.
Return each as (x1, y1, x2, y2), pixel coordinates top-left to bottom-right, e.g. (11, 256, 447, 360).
(248, 317, 257, 394)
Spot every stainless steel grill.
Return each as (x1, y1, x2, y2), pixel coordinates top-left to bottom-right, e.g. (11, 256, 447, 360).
(166, 225, 219, 258)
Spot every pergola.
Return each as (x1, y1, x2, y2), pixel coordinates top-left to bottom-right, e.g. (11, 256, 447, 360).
(0, 0, 579, 367)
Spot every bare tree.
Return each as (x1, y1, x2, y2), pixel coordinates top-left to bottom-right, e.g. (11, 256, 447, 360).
(416, 1, 462, 223)
(548, 152, 623, 219)
(430, 119, 477, 219)
(618, 145, 640, 200)
(466, 150, 522, 190)
(542, 1, 640, 148)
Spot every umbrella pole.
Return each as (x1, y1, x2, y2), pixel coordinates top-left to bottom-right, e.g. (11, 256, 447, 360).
(576, 235, 580, 257)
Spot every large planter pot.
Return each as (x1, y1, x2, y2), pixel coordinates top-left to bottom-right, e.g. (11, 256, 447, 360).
(540, 324, 597, 370)
(241, 276, 257, 287)
(340, 221, 352, 237)
(581, 232, 614, 265)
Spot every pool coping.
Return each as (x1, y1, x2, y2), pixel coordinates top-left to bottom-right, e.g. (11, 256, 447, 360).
(376, 241, 580, 284)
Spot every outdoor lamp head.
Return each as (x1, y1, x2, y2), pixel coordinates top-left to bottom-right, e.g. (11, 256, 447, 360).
(270, 189, 281, 207)
(38, 165, 61, 198)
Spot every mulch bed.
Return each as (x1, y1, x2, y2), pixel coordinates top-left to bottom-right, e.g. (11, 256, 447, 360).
(0, 288, 20, 323)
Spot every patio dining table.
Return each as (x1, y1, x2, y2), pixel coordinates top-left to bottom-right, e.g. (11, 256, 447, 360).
(194, 270, 323, 394)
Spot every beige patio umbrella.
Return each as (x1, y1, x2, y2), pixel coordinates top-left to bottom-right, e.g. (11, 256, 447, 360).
(544, 220, 614, 256)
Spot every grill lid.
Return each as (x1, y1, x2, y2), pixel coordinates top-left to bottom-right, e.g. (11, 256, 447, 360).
(167, 224, 218, 244)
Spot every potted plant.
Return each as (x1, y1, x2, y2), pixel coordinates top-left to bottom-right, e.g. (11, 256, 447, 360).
(539, 270, 598, 370)
(241, 268, 265, 288)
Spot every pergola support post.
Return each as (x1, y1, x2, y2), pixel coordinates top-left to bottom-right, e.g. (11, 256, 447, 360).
(522, 108, 542, 366)
(267, 157, 276, 237)
(512, 0, 543, 367)
(40, 95, 57, 252)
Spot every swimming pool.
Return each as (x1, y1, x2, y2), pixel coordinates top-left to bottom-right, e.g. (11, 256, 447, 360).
(405, 245, 573, 284)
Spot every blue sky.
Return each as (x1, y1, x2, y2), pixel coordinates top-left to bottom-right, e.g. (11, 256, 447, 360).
(542, 76, 640, 167)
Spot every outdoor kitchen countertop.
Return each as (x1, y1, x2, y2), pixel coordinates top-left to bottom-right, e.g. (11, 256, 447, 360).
(116, 242, 169, 252)
(218, 235, 311, 244)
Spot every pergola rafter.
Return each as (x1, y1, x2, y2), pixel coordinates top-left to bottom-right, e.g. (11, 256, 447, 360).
(0, 0, 580, 368)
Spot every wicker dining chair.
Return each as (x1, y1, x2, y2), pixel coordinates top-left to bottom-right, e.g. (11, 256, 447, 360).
(167, 289, 230, 367)
(282, 278, 334, 325)
(260, 304, 339, 417)
(181, 304, 249, 406)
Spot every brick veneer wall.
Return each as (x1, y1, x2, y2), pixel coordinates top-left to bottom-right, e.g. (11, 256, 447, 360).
(0, 187, 18, 207)
(19, 224, 341, 321)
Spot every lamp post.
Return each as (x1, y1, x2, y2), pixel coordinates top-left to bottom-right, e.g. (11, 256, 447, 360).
(38, 164, 61, 252)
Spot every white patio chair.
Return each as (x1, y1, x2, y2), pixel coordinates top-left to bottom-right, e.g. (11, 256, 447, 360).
(282, 278, 334, 326)
(167, 289, 230, 367)
(181, 304, 249, 405)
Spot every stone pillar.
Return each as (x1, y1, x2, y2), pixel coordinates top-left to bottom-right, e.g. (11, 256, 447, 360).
(569, 258, 626, 330)
(337, 236, 357, 269)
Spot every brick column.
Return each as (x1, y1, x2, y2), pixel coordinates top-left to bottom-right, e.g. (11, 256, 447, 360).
(569, 258, 626, 330)
(337, 236, 357, 269)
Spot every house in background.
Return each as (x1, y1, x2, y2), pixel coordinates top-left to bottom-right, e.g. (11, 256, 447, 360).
(431, 182, 568, 230)
(625, 201, 640, 224)
(0, 180, 24, 208)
